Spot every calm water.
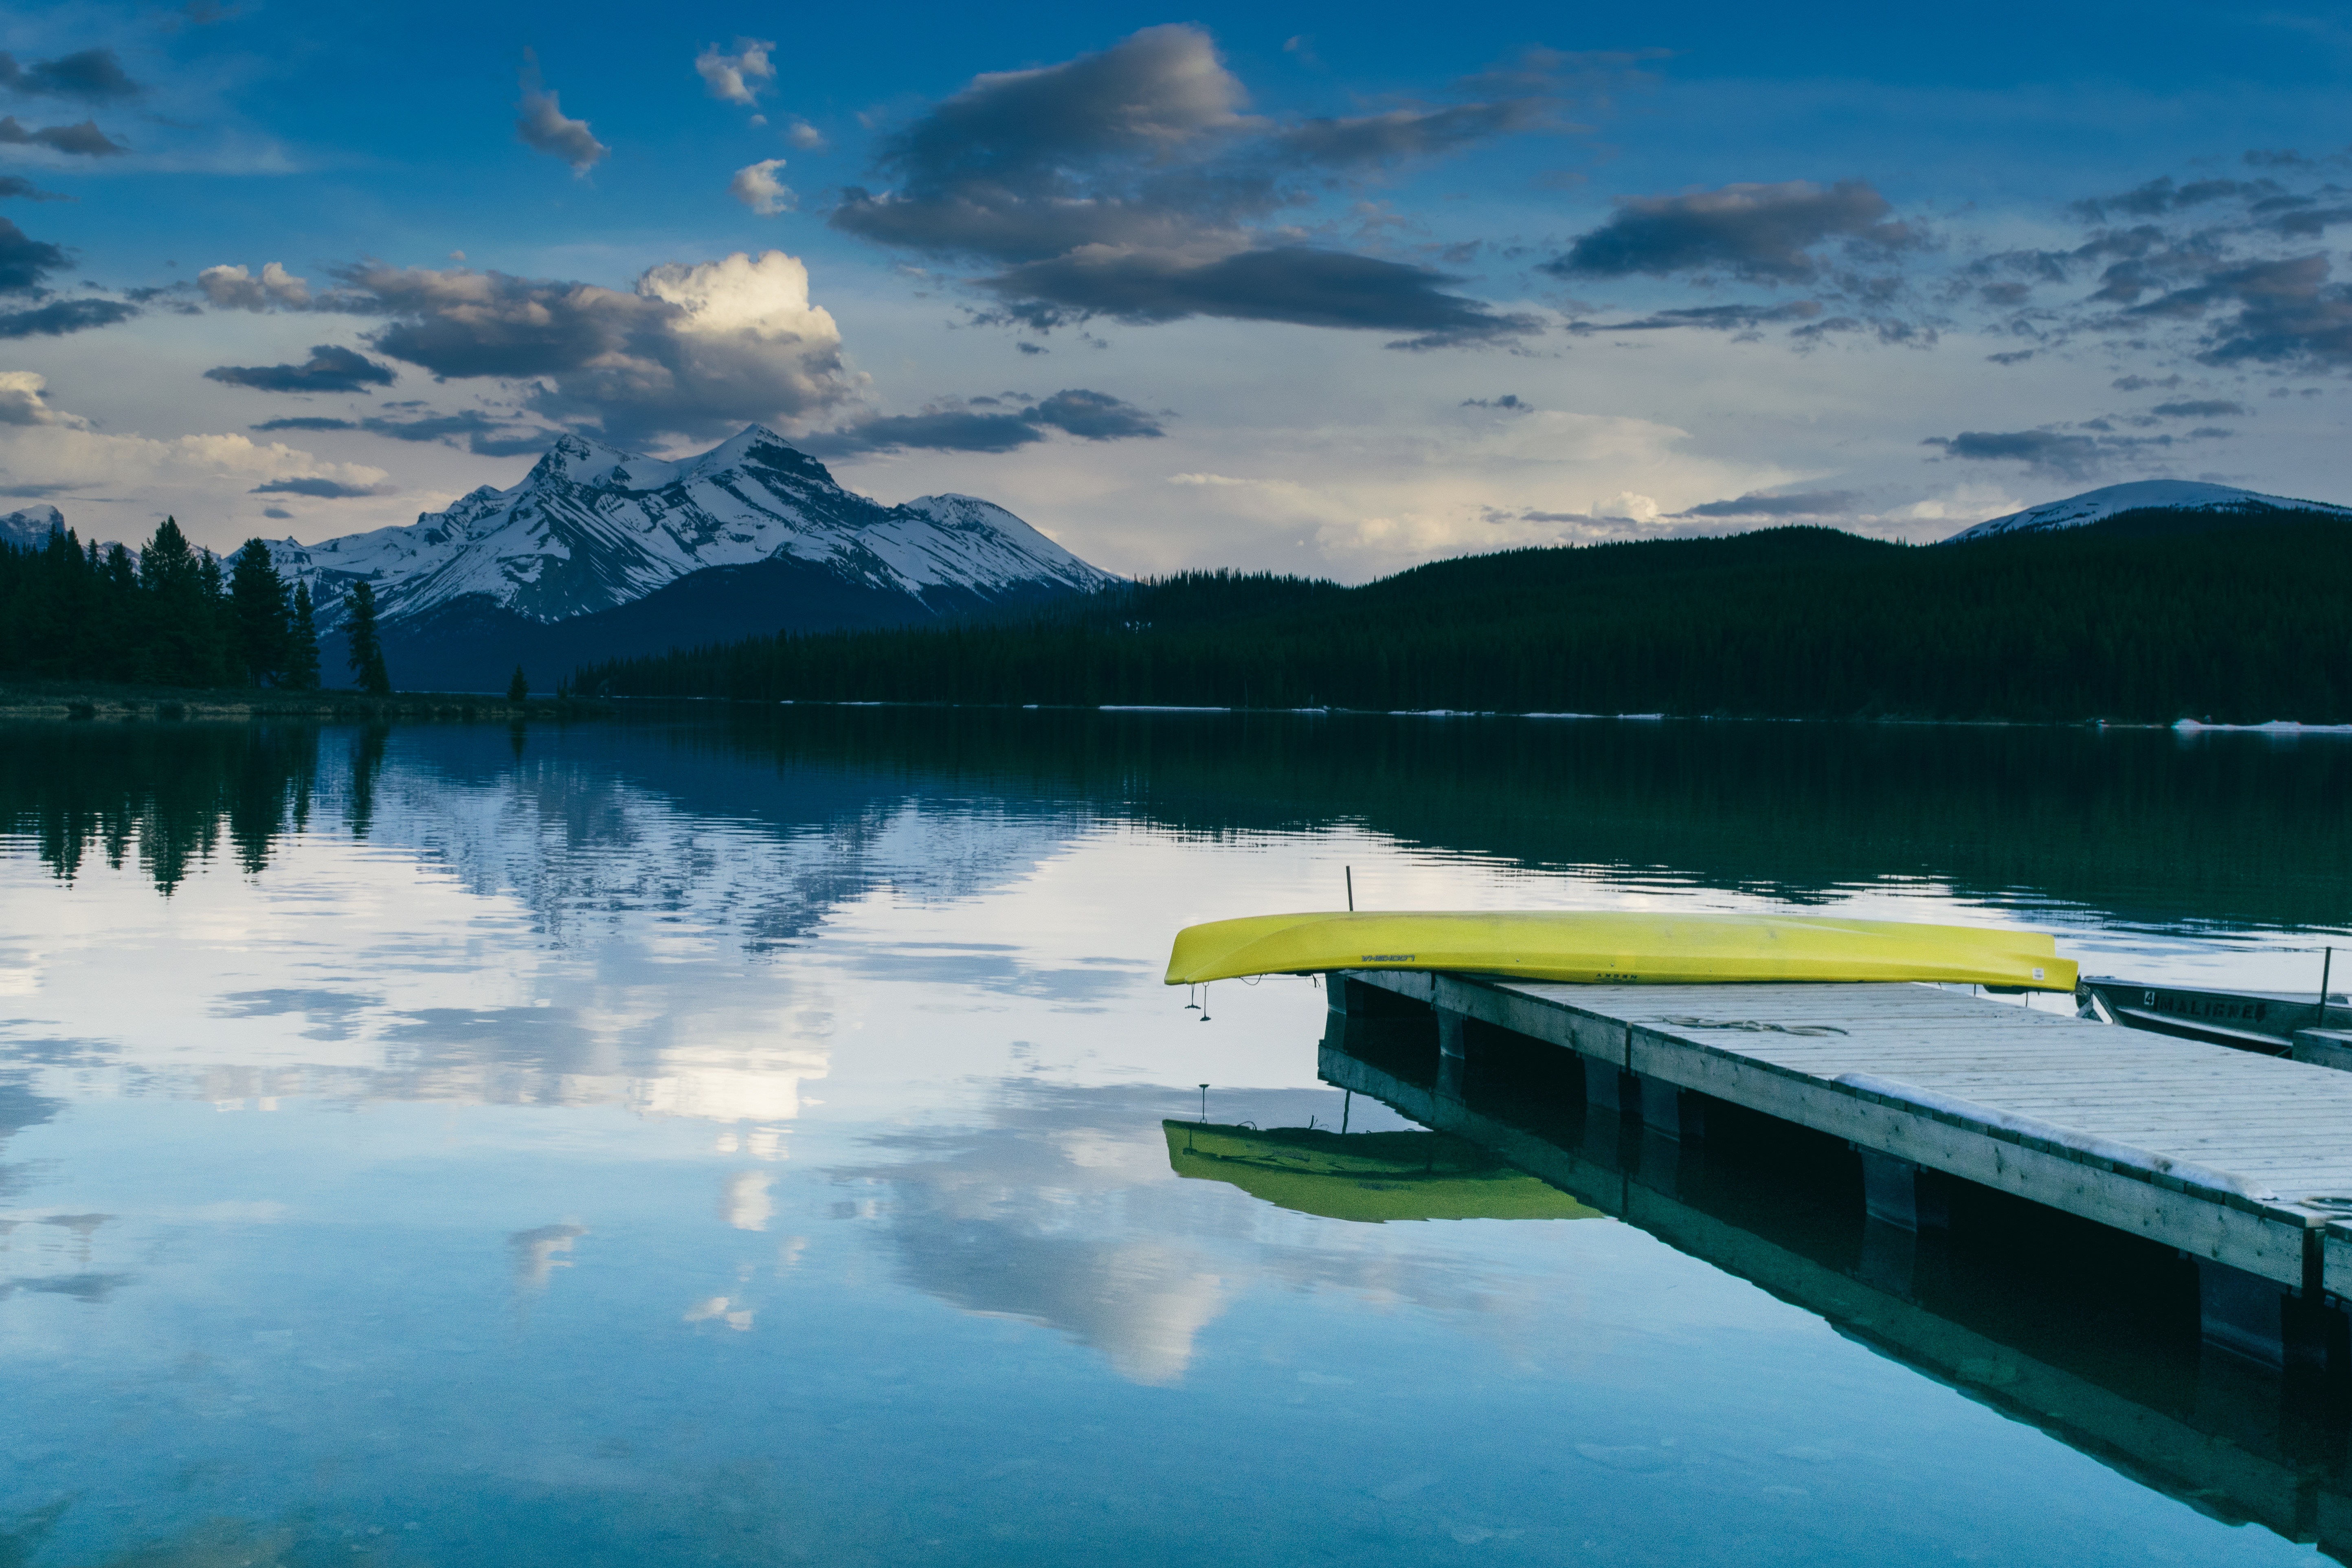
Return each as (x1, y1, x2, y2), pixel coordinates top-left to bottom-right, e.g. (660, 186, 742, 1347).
(4, 711, 2351, 1567)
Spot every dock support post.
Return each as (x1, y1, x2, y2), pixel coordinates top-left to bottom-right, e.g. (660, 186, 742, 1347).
(1856, 1149, 1948, 1231)
(1636, 1075, 1706, 1142)
(1582, 1054, 1627, 1113)
(1436, 1008, 1469, 1100)
(2190, 1259, 2346, 1374)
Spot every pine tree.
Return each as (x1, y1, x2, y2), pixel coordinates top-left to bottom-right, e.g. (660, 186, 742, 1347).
(228, 539, 292, 685)
(345, 579, 393, 695)
(285, 580, 322, 690)
(506, 665, 529, 701)
(136, 518, 217, 687)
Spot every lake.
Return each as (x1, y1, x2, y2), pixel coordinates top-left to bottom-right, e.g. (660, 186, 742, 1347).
(4, 709, 2350, 1567)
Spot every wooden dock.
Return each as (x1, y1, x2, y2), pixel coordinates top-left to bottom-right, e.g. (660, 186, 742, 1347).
(1334, 969, 2352, 1368)
(1318, 1034, 2352, 1557)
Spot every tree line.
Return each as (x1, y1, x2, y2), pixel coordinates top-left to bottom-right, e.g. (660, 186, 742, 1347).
(0, 518, 393, 692)
(575, 512, 2352, 723)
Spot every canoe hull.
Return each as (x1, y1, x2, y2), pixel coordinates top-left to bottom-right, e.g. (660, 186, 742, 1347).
(1166, 910, 2076, 991)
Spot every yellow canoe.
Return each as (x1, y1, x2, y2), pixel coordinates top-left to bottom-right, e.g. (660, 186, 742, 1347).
(1165, 910, 2076, 991)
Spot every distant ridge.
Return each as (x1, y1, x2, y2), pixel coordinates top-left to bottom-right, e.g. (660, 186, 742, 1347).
(0, 504, 63, 551)
(1944, 481, 2352, 542)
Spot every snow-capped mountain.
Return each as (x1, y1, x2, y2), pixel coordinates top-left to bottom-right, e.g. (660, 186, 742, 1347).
(1944, 481, 2352, 542)
(0, 504, 63, 551)
(268, 425, 1117, 627)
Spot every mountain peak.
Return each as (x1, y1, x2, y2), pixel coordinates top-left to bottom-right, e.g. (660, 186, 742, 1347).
(1945, 480, 2352, 542)
(530, 431, 638, 488)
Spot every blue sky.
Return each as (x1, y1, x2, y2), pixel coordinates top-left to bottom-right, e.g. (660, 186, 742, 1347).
(2, 0, 2348, 575)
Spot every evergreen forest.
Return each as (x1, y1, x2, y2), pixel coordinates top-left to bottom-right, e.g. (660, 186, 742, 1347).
(0, 518, 392, 691)
(577, 511, 2352, 723)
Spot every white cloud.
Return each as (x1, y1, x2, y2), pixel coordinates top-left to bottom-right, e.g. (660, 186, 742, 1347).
(695, 38, 775, 107)
(783, 119, 826, 151)
(728, 159, 793, 217)
(0, 369, 86, 427)
(196, 261, 311, 311)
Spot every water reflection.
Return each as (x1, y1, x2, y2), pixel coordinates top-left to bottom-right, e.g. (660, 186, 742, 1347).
(5, 710, 2348, 1567)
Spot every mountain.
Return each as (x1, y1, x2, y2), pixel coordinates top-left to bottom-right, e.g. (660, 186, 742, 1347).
(1943, 481, 2352, 542)
(0, 504, 63, 551)
(264, 425, 1118, 690)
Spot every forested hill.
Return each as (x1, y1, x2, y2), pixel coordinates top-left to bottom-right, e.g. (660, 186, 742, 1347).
(587, 507, 2352, 722)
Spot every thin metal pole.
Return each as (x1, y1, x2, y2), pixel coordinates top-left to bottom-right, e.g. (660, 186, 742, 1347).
(2320, 947, 2336, 1024)
(1198, 1083, 1209, 1122)
(1341, 1090, 1351, 1134)
(1346, 866, 1354, 911)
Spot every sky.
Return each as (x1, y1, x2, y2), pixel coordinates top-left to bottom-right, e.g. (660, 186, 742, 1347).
(1, 0, 2348, 579)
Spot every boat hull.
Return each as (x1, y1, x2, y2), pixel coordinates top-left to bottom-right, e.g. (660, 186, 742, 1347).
(1166, 911, 2076, 990)
(2077, 977, 2348, 1054)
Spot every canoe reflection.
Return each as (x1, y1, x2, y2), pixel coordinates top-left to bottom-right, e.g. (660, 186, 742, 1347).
(1162, 1121, 1600, 1223)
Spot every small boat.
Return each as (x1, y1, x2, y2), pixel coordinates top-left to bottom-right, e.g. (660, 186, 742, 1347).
(1162, 1121, 1600, 1223)
(2075, 976, 2348, 1054)
(1166, 910, 2077, 991)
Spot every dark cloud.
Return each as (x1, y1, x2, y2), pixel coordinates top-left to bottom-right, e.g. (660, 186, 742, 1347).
(0, 296, 136, 336)
(262, 506, 294, 519)
(2140, 254, 2352, 368)
(1546, 180, 1916, 283)
(2150, 398, 2244, 417)
(250, 477, 391, 499)
(0, 48, 141, 101)
(980, 245, 1539, 346)
(356, 408, 557, 456)
(515, 51, 607, 175)
(0, 116, 127, 156)
(203, 344, 399, 393)
(829, 24, 1550, 344)
(1986, 349, 2035, 365)
(1461, 394, 1532, 410)
(806, 387, 1165, 455)
(2070, 176, 2251, 222)
(1671, 490, 1859, 519)
(1570, 300, 1823, 333)
(1923, 429, 2102, 474)
(2111, 374, 2181, 391)
(0, 217, 65, 293)
(1026, 387, 1162, 439)
(1924, 422, 2232, 477)
(252, 416, 357, 431)
(0, 176, 66, 202)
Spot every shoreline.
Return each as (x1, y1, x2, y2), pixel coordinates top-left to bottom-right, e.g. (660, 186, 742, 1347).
(0, 681, 611, 723)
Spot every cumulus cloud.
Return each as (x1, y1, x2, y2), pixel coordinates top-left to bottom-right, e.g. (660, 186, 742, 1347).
(0, 116, 126, 156)
(333, 249, 853, 444)
(804, 387, 1164, 455)
(0, 216, 64, 292)
(0, 48, 141, 101)
(203, 344, 398, 393)
(696, 38, 775, 107)
(829, 24, 1550, 344)
(0, 297, 137, 337)
(730, 159, 793, 215)
(1669, 489, 1859, 519)
(197, 261, 312, 310)
(516, 51, 608, 175)
(0, 369, 82, 426)
(1548, 179, 1916, 283)
(784, 119, 825, 151)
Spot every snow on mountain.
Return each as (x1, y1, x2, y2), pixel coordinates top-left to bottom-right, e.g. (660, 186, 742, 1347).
(1944, 481, 2352, 542)
(0, 504, 64, 551)
(269, 425, 1118, 626)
